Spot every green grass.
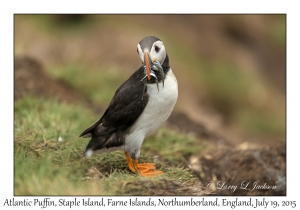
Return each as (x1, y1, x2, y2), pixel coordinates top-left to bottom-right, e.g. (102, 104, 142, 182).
(14, 96, 205, 195)
(143, 128, 206, 164)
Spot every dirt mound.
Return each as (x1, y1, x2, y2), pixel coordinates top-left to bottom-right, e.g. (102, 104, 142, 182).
(167, 112, 230, 146)
(85, 165, 212, 196)
(190, 142, 286, 195)
(124, 179, 211, 196)
(14, 55, 90, 104)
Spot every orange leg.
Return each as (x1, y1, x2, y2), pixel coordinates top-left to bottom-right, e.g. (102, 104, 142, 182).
(125, 152, 163, 177)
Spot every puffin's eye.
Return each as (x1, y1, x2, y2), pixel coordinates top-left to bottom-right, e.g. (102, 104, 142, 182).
(137, 48, 139, 54)
(155, 46, 160, 53)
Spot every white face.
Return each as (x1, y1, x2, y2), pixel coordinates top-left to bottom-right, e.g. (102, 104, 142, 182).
(137, 40, 166, 64)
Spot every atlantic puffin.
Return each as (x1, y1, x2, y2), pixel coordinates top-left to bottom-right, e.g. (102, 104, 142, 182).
(80, 36, 178, 176)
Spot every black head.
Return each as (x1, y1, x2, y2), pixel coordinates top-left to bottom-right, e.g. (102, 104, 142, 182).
(137, 36, 170, 80)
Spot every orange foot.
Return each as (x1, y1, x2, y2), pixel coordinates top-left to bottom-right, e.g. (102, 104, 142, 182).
(125, 152, 163, 177)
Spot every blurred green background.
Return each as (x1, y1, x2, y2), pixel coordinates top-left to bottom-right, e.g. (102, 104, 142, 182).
(14, 14, 286, 143)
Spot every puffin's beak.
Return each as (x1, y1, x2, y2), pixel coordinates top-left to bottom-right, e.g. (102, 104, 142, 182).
(144, 52, 152, 80)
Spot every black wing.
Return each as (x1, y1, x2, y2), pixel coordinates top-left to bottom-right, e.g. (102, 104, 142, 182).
(79, 68, 148, 142)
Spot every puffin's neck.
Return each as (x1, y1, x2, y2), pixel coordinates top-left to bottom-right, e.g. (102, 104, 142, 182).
(161, 53, 170, 75)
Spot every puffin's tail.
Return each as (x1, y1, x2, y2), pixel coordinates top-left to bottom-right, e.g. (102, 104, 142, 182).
(82, 148, 93, 158)
(82, 130, 125, 157)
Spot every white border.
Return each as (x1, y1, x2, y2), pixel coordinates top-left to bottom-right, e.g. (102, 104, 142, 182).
(2, 0, 300, 209)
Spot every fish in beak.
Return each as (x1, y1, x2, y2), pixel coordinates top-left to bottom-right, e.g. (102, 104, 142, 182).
(140, 52, 165, 97)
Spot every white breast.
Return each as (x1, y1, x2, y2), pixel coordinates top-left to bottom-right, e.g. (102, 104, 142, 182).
(125, 69, 178, 158)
